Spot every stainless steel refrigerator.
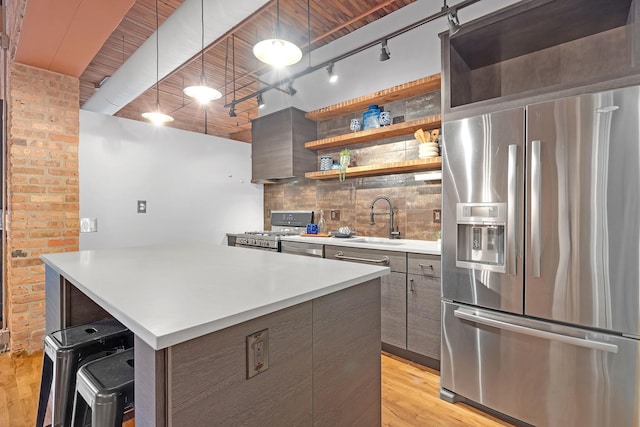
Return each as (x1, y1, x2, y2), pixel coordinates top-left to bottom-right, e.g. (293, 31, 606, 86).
(441, 85, 640, 426)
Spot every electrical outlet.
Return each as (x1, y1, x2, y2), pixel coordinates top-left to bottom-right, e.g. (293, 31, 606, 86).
(137, 200, 147, 213)
(433, 209, 441, 223)
(331, 209, 340, 221)
(80, 218, 98, 233)
(246, 329, 269, 379)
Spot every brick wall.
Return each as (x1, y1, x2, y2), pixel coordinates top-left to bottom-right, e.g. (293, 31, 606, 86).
(6, 63, 79, 354)
(264, 92, 442, 241)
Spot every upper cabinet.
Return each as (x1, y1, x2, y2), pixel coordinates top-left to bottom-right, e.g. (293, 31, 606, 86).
(441, 0, 640, 118)
(304, 74, 442, 180)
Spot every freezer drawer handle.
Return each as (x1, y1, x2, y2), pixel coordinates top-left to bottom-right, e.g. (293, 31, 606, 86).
(454, 309, 618, 353)
(334, 251, 390, 265)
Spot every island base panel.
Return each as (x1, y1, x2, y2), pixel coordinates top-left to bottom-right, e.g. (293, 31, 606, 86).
(164, 279, 381, 426)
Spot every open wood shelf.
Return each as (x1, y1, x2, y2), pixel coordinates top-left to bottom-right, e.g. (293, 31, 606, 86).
(305, 115, 441, 150)
(305, 157, 441, 180)
(305, 74, 441, 121)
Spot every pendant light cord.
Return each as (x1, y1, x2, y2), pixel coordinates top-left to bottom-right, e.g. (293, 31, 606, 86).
(232, 33, 236, 102)
(307, 0, 311, 68)
(155, 0, 160, 109)
(275, 0, 280, 38)
(224, 37, 229, 104)
(200, 0, 205, 79)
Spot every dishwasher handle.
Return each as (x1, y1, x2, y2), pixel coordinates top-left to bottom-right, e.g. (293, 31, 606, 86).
(334, 251, 390, 265)
(454, 308, 618, 353)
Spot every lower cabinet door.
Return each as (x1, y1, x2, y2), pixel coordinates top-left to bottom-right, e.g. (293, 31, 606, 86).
(381, 272, 407, 349)
(407, 273, 440, 359)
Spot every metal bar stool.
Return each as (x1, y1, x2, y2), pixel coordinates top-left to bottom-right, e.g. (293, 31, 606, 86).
(71, 348, 135, 427)
(35, 319, 133, 427)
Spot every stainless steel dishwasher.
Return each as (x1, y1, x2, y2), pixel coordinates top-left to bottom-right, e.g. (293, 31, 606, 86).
(280, 241, 324, 257)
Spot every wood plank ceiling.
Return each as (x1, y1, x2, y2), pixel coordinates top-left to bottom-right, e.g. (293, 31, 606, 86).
(78, 0, 417, 142)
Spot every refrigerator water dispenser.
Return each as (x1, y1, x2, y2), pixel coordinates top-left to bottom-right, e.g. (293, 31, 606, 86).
(456, 203, 506, 272)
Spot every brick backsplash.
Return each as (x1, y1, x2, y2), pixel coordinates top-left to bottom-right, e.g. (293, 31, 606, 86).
(263, 91, 442, 240)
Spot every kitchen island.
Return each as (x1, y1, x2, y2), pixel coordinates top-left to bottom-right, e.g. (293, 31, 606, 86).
(41, 243, 389, 426)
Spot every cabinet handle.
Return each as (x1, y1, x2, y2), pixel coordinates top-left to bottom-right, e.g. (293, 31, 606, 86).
(410, 278, 415, 292)
(334, 251, 390, 265)
(418, 263, 438, 277)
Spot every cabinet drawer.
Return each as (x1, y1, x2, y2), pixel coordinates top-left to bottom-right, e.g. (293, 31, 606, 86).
(407, 253, 440, 277)
(325, 245, 407, 273)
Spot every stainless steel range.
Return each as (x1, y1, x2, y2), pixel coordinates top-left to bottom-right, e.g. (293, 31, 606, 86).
(229, 210, 313, 252)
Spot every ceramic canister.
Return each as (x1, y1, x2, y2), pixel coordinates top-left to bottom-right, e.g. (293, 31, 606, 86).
(350, 118, 361, 132)
(379, 111, 391, 126)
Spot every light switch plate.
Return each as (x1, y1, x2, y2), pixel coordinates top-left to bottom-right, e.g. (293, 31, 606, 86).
(246, 329, 269, 379)
(433, 209, 441, 223)
(80, 218, 98, 233)
(137, 200, 147, 213)
(331, 209, 340, 221)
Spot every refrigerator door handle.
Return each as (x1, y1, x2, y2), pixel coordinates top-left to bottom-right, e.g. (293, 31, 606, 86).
(530, 140, 542, 277)
(507, 144, 518, 275)
(454, 308, 619, 353)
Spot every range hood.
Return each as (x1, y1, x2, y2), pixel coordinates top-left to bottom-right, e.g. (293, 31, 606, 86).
(251, 107, 317, 182)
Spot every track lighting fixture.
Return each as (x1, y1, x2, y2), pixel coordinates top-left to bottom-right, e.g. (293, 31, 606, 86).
(287, 80, 297, 96)
(379, 39, 390, 62)
(442, 1, 461, 36)
(183, 0, 222, 104)
(142, 0, 173, 125)
(257, 94, 265, 109)
(253, 0, 302, 68)
(447, 8, 461, 35)
(229, 105, 237, 117)
(327, 63, 338, 83)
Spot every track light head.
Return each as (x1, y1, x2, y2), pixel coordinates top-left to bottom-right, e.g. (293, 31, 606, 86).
(257, 93, 265, 109)
(447, 8, 461, 35)
(327, 63, 338, 83)
(287, 80, 297, 96)
(229, 105, 237, 117)
(379, 39, 390, 62)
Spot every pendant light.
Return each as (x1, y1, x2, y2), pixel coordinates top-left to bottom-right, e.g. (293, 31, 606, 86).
(253, 0, 302, 68)
(183, 0, 222, 104)
(142, 0, 174, 124)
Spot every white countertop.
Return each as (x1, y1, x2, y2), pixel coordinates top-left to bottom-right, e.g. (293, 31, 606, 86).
(41, 243, 389, 350)
(281, 235, 441, 255)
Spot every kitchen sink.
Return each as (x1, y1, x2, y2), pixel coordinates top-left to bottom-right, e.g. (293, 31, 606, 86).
(351, 237, 406, 246)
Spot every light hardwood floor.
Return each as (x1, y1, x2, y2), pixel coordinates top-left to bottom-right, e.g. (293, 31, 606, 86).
(0, 351, 512, 427)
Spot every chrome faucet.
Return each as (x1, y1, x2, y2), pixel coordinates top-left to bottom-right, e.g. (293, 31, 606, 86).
(369, 196, 400, 239)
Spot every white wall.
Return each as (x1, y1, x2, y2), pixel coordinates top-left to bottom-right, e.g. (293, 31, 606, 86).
(79, 110, 263, 250)
(261, 0, 520, 114)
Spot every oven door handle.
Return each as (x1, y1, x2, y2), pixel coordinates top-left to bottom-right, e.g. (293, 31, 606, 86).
(334, 251, 390, 265)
